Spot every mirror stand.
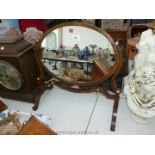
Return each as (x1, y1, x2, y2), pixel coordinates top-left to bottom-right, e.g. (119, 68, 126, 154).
(34, 22, 122, 132)
(32, 77, 53, 111)
(33, 64, 121, 131)
(53, 81, 120, 132)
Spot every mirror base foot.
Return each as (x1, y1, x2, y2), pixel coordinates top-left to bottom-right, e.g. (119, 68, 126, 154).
(32, 81, 54, 111)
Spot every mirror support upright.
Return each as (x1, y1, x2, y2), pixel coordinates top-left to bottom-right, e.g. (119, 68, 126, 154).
(34, 22, 122, 131)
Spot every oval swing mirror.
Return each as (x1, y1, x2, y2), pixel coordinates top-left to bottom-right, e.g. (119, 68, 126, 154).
(35, 21, 122, 131)
(36, 22, 121, 88)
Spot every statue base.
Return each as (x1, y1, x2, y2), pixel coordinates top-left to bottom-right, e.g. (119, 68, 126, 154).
(131, 112, 153, 124)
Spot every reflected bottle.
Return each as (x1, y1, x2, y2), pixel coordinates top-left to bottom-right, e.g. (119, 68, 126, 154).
(79, 46, 90, 60)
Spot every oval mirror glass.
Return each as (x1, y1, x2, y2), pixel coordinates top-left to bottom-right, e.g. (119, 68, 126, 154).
(37, 22, 119, 86)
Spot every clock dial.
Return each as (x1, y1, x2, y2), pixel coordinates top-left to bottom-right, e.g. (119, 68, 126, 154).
(0, 60, 23, 90)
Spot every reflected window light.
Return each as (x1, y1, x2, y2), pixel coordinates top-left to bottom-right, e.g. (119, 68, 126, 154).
(41, 32, 57, 51)
(46, 32, 57, 51)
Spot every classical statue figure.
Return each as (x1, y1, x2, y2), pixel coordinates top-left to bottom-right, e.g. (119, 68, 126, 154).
(124, 29, 155, 123)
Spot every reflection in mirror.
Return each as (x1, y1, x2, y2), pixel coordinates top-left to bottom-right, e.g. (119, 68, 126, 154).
(41, 26, 115, 83)
(42, 32, 56, 50)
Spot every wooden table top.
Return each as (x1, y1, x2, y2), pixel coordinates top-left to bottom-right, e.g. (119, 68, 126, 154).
(17, 116, 57, 135)
(0, 99, 8, 112)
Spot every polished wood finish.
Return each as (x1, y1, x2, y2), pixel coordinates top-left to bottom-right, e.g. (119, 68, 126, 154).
(131, 24, 149, 37)
(17, 116, 57, 135)
(105, 29, 127, 42)
(0, 38, 50, 110)
(35, 22, 123, 131)
(0, 35, 23, 44)
(0, 99, 7, 112)
(105, 29, 128, 76)
(94, 59, 112, 76)
(91, 59, 112, 81)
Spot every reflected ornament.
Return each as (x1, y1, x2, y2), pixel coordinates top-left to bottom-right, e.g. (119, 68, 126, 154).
(79, 46, 90, 60)
(72, 44, 81, 57)
(89, 44, 97, 55)
(72, 44, 80, 52)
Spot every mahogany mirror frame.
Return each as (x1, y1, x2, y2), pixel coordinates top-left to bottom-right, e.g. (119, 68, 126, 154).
(34, 21, 123, 131)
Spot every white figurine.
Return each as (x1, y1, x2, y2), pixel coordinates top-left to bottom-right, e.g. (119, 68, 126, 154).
(124, 29, 155, 123)
(134, 29, 155, 69)
(23, 27, 43, 44)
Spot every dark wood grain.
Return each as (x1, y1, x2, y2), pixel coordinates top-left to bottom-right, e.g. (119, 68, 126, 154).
(17, 116, 57, 135)
(0, 99, 7, 112)
(0, 38, 49, 110)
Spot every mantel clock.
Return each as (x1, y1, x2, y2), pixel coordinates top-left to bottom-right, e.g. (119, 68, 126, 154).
(0, 36, 49, 110)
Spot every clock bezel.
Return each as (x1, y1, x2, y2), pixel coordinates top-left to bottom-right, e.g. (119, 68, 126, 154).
(0, 60, 23, 91)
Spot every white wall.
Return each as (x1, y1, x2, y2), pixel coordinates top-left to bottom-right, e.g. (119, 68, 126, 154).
(42, 26, 114, 54)
(61, 26, 114, 53)
(41, 31, 57, 50)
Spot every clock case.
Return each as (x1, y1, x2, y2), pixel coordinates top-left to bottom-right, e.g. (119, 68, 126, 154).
(0, 37, 49, 110)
